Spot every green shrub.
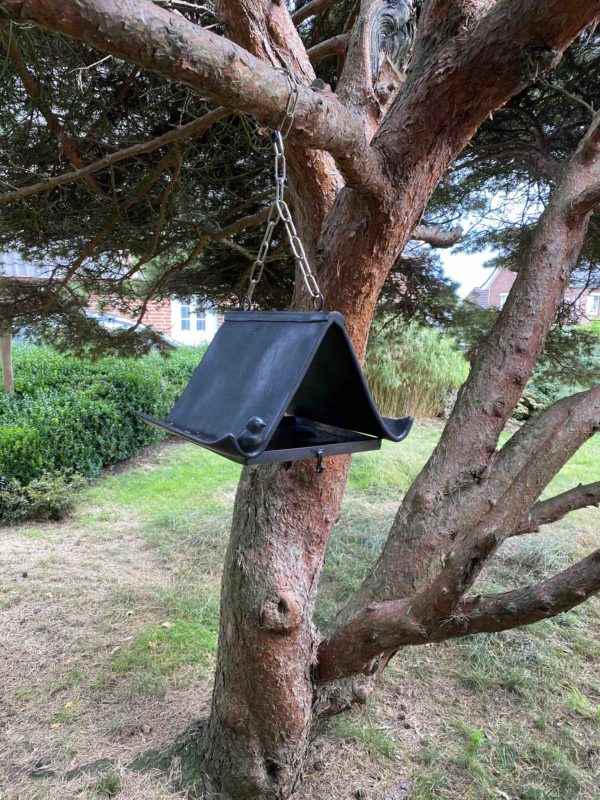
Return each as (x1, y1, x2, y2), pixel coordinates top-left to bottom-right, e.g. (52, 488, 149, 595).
(0, 472, 85, 524)
(0, 425, 44, 482)
(366, 319, 469, 418)
(0, 344, 202, 523)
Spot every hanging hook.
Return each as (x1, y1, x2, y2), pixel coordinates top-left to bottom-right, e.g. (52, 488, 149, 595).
(315, 449, 325, 474)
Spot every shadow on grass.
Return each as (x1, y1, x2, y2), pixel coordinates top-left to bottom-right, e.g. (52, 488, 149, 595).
(64, 720, 210, 797)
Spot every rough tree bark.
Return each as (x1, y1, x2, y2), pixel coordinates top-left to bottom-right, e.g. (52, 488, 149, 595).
(1, 326, 14, 394)
(2, 1, 600, 799)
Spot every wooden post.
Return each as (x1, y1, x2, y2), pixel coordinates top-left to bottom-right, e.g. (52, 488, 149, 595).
(1, 327, 14, 394)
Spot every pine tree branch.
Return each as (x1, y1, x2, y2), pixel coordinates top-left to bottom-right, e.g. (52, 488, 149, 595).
(376, 0, 600, 162)
(412, 223, 463, 248)
(0, 0, 383, 190)
(410, 112, 600, 498)
(317, 385, 600, 683)
(431, 549, 600, 641)
(307, 33, 349, 64)
(316, 545, 600, 683)
(291, 0, 336, 26)
(512, 482, 600, 536)
(0, 19, 104, 195)
(0, 107, 229, 205)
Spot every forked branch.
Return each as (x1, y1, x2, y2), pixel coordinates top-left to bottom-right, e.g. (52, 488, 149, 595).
(316, 545, 600, 683)
(433, 549, 600, 641)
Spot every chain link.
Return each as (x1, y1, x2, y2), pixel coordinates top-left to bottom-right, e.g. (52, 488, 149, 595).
(243, 70, 324, 311)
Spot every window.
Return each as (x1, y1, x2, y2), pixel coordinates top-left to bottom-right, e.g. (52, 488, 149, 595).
(196, 310, 206, 331)
(499, 293, 509, 309)
(588, 294, 600, 318)
(180, 304, 191, 331)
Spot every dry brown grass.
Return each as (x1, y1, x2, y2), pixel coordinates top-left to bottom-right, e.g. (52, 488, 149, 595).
(0, 505, 212, 799)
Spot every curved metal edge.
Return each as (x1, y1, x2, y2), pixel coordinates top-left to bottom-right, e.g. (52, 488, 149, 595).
(325, 316, 414, 442)
(137, 412, 249, 460)
(228, 314, 339, 457)
(139, 310, 413, 458)
(381, 415, 414, 442)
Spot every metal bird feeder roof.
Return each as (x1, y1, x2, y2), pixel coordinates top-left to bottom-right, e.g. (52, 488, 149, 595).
(140, 311, 412, 467)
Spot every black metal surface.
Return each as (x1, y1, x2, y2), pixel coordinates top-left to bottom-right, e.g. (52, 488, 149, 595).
(140, 311, 413, 465)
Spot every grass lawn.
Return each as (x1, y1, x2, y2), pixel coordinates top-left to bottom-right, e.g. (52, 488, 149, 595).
(1, 422, 599, 800)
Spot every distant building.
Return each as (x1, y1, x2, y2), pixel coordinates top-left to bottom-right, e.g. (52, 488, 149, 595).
(466, 267, 600, 322)
(0, 251, 222, 346)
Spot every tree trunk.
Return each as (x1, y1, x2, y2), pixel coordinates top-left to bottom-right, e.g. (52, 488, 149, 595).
(1, 328, 13, 394)
(202, 457, 350, 799)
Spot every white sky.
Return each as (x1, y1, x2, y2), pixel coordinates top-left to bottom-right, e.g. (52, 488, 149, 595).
(439, 248, 495, 298)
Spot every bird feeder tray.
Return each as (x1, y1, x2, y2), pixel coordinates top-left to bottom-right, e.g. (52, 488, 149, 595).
(140, 311, 412, 466)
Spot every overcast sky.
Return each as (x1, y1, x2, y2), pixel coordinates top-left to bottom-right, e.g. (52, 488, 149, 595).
(440, 249, 495, 298)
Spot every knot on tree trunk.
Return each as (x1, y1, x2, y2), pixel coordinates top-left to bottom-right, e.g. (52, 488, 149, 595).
(259, 591, 303, 633)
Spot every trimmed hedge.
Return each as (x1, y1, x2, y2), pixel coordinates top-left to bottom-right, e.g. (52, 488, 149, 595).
(0, 344, 202, 522)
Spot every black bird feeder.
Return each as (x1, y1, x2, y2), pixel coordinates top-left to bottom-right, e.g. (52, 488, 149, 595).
(141, 119, 412, 469)
(141, 311, 413, 468)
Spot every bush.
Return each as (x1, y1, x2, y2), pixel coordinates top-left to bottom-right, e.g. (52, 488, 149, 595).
(0, 472, 85, 524)
(0, 344, 202, 523)
(0, 425, 44, 483)
(366, 319, 469, 418)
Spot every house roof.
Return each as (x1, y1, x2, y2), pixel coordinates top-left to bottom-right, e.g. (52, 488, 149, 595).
(141, 311, 412, 465)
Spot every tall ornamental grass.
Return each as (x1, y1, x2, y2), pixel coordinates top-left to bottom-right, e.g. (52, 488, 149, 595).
(366, 320, 469, 419)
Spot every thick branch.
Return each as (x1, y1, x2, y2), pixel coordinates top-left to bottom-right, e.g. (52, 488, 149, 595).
(291, 0, 336, 26)
(0, 107, 229, 205)
(0, 0, 383, 189)
(412, 223, 463, 248)
(322, 386, 600, 681)
(317, 547, 600, 682)
(336, 0, 404, 136)
(413, 113, 600, 496)
(376, 0, 600, 164)
(433, 549, 600, 641)
(513, 481, 600, 536)
(307, 33, 349, 64)
(213, 0, 345, 274)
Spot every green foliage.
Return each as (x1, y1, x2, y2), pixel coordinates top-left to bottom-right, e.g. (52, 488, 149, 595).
(93, 770, 122, 798)
(451, 303, 600, 411)
(0, 472, 85, 524)
(0, 344, 201, 523)
(581, 321, 600, 338)
(565, 687, 600, 722)
(0, 424, 43, 482)
(366, 319, 469, 418)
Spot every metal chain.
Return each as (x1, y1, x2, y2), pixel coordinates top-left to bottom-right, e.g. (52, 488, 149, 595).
(243, 70, 324, 310)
